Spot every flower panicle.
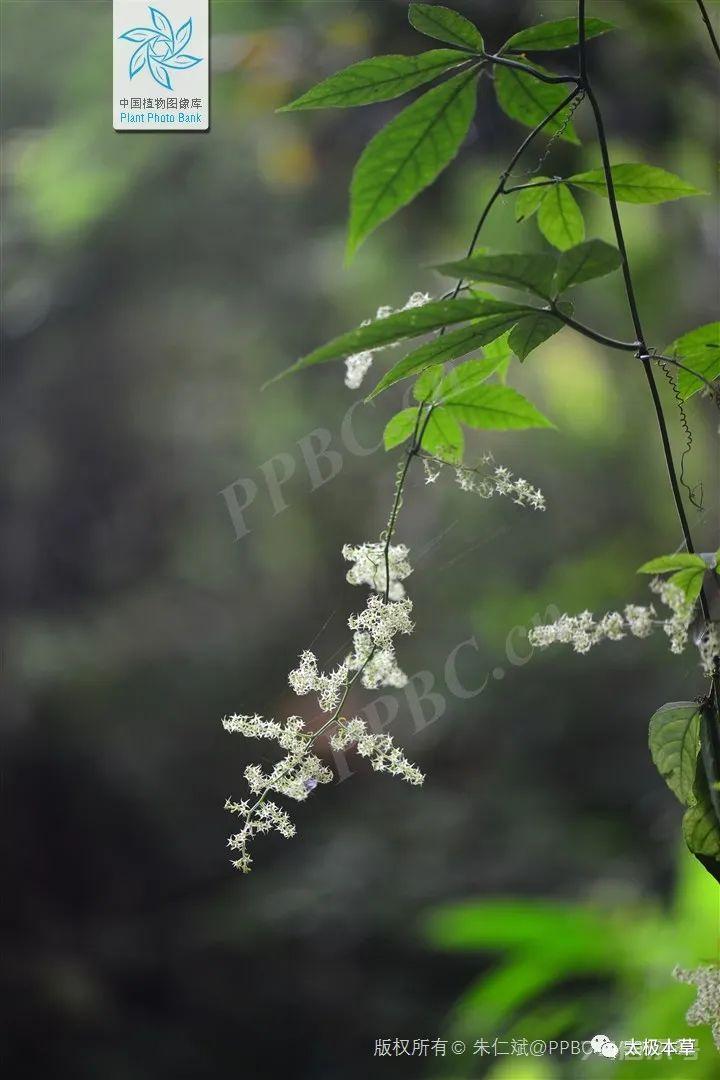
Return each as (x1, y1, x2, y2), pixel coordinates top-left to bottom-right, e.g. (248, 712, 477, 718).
(422, 454, 546, 511)
(529, 575, 718, 675)
(223, 544, 421, 871)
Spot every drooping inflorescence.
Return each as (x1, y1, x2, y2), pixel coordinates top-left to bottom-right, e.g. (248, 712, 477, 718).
(223, 545, 422, 872)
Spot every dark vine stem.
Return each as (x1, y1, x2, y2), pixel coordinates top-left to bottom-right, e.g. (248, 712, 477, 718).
(695, 0, 720, 63)
(576, 0, 720, 740)
(379, 87, 582, 598)
(482, 51, 579, 85)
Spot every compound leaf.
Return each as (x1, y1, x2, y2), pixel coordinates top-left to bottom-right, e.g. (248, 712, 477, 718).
(268, 296, 525, 384)
(366, 310, 528, 399)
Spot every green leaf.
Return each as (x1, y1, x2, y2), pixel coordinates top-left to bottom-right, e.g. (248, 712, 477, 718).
(508, 309, 565, 361)
(420, 406, 464, 463)
(638, 553, 707, 575)
(435, 357, 508, 403)
(553, 239, 622, 294)
(482, 329, 513, 382)
(667, 566, 706, 605)
(348, 68, 479, 257)
(494, 63, 580, 145)
(514, 178, 551, 222)
(383, 407, 419, 450)
(408, 3, 484, 52)
(441, 383, 554, 430)
(684, 781, 720, 861)
(435, 252, 558, 299)
(536, 183, 585, 251)
(268, 296, 525, 384)
(637, 555, 706, 604)
(667, 323, 720, 401)
(413, 365, 445, 402)
(279, 50, 469, 111)
(648, 702, 701, 807)
(504, 17, 615, 52)
(366, 311, 527, 399)
(566, 163, 705, 203)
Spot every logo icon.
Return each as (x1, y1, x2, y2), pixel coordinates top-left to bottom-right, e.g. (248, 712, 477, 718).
(590, 1034, 619, 1059)
(118, 6, 202, 90)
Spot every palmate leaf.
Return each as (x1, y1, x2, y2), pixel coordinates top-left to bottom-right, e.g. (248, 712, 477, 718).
(267, 296, 525, 384)
(365, 310, 530, 399)
(348, 68, 479, 257)
(566, 163, 704, 203)
(552, 239, 621, 293)
(278, 50, 468, 111)
(648, 702, 702, 807)
(667, 322, 720, 400)
(435, 252, 558, 299)
(408, 3, 484, 52)
(494, 64, 580, 145)
(503, 16, 615, 52)
(536, 183, 585, 251)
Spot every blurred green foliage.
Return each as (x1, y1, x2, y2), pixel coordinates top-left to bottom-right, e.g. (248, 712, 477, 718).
(424, 848, 718, 1076)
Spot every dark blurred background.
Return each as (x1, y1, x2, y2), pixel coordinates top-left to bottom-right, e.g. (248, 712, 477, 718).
(2, 1, 719, 1077)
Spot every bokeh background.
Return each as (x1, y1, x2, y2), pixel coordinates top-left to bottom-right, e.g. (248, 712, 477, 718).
(2, 1, 719, 1077)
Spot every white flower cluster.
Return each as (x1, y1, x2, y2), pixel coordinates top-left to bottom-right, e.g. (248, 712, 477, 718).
(422, 454, 546, 511)
(529, 575, 719, 676)
(223, 713, 333, 873)
(330, 716, 424, 785)
(343, 291, 432, 390)
(289, 650, 350, 712)
(349, 593, 414, 689)
(674, 964, 720, 1050)
(342, 541, 412, 600)
(223, 546, 420, 872)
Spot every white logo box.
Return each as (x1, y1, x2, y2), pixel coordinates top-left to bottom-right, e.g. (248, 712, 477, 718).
(113, 1, 209, 131)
